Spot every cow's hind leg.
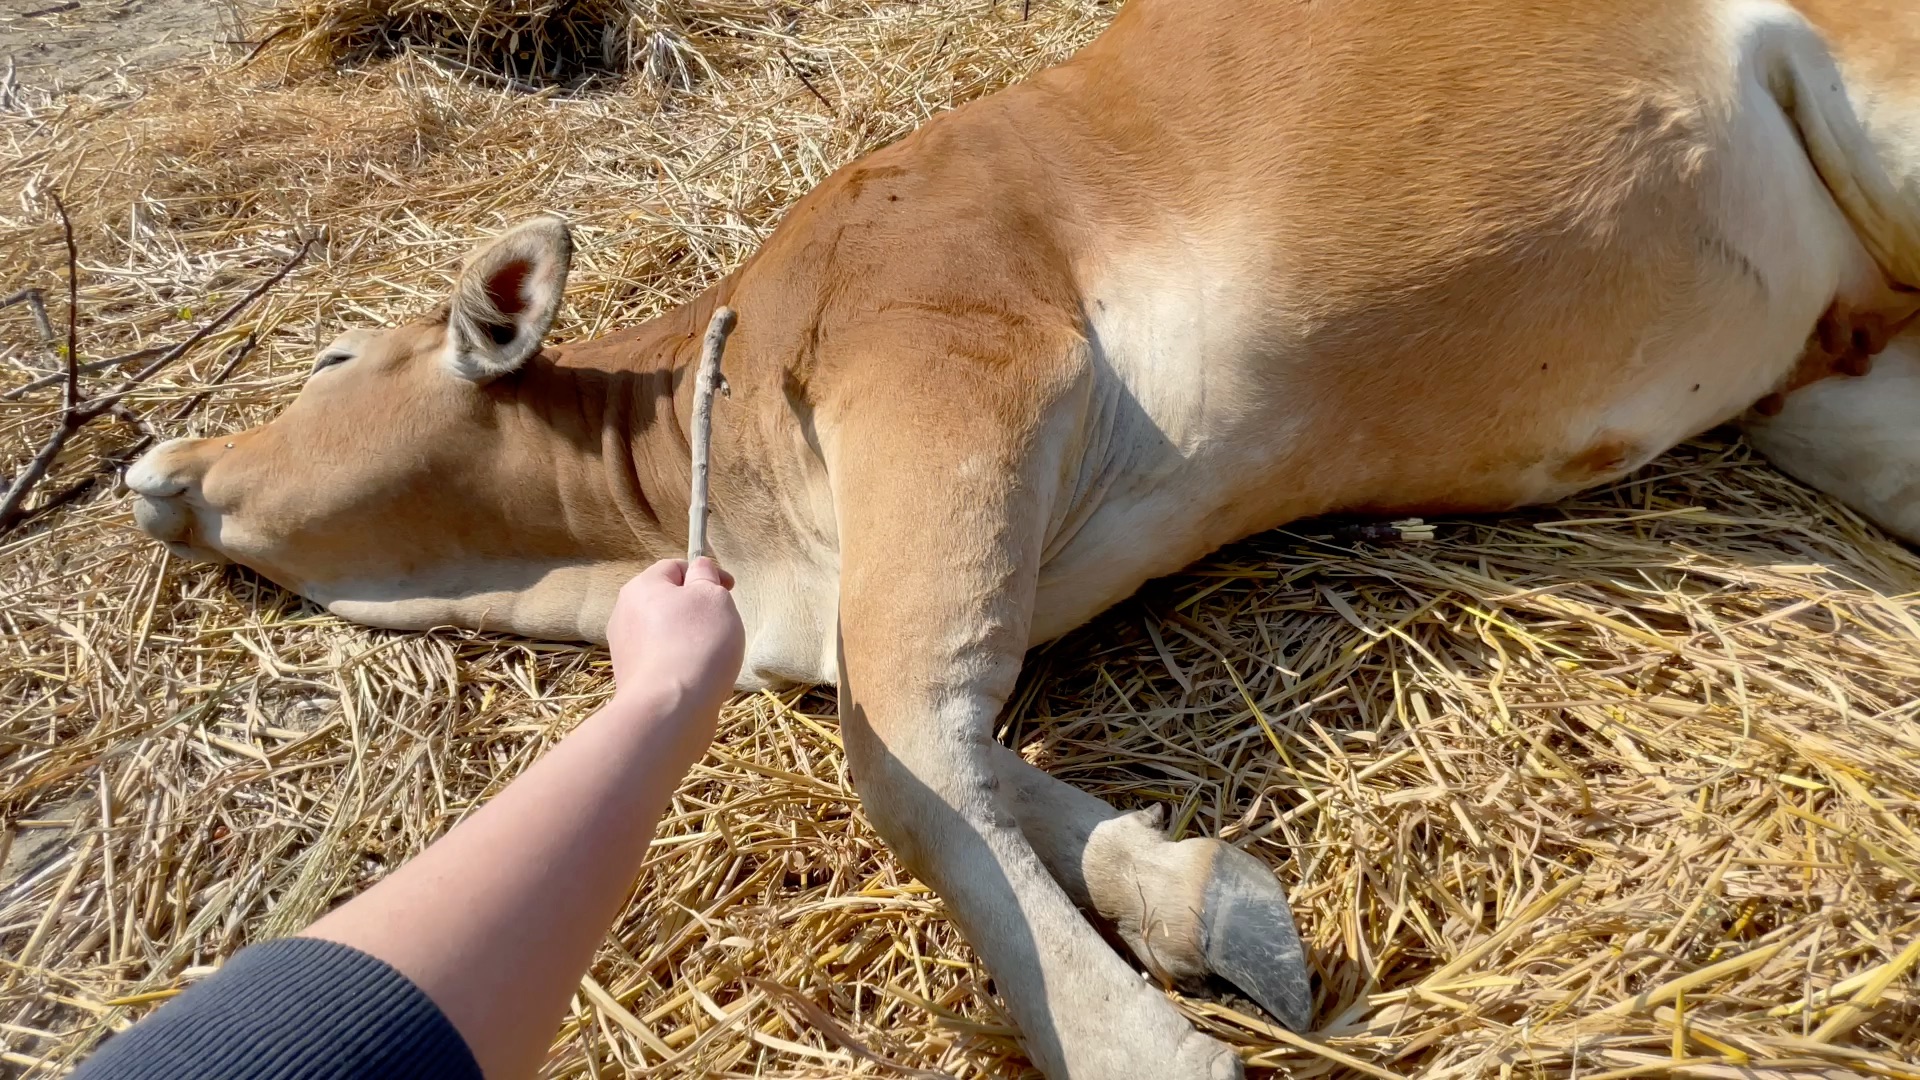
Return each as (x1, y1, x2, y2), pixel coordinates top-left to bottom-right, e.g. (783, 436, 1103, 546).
(833, 401, 1239, 1078)
(991, 747, 1314, 1030)
(1745, 329, 1920, 544)
(1735, 1, 1920, 544)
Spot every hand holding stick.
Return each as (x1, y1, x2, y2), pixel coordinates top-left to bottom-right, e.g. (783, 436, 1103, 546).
(687, 305, 737, 564)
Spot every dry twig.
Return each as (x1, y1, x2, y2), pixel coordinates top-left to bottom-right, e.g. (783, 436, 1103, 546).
(0, 220, 310, 535)
(687, 304, 736, 563)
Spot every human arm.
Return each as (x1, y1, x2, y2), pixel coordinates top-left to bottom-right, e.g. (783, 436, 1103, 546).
(297, 557, 744, 1077)
(72, 557, 744, 1080)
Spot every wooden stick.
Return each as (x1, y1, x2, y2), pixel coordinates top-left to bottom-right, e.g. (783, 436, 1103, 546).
(686, 305, 737, 564)
(56, 192, 79, 419)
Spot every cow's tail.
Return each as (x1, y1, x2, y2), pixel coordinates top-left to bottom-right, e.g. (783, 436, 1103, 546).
(1747, 2, 1920, 288)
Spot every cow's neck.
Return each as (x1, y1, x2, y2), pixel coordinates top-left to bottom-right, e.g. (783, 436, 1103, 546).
(500, 283, 738, 565)
(478, 278, 843, 676)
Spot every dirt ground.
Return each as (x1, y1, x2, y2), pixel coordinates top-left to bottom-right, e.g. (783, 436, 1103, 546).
(0, 0, 237, 92)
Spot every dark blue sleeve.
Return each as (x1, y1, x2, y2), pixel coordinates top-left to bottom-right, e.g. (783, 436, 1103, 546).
(74, 937, 483, 1080)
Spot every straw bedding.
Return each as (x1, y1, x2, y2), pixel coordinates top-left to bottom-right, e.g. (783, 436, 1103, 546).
(255, 0, 791, 89)
(3, 1, 1918, 1077)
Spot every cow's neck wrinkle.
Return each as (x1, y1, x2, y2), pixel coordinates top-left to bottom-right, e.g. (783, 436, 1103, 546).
(504, 286, 733, 562)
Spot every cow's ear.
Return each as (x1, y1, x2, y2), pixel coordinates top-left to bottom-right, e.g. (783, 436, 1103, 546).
(442, 215, 572, 382)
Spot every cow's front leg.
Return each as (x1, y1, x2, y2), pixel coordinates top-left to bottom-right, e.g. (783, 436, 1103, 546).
(841, 679, 1237, 1079)
(834, 416, 1238, 1080)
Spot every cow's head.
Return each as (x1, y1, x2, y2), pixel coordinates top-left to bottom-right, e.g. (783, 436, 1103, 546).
(127, 216, 670, 640)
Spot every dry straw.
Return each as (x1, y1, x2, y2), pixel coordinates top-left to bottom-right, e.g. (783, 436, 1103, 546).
(255, 0, 785, 90)
(3, 1, 1918, 1077)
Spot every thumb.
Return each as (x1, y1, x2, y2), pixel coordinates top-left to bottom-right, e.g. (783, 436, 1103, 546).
(685, 556, 733, 590)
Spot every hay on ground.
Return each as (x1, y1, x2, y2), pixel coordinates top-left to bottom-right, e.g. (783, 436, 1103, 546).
(2, 2, 1918, 1077)
(255, 0, 788, 89)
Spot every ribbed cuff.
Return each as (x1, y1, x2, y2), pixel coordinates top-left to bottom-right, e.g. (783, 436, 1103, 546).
(75, 937, 482, 1080)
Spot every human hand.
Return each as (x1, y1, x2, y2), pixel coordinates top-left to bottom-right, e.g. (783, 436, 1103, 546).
(605, 558, 745, 756)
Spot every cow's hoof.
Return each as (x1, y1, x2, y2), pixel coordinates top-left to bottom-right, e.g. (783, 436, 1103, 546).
(1199, 843, 1313, 1031)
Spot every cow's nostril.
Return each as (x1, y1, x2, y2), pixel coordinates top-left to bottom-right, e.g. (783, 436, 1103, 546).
(127, 476, 188, 498)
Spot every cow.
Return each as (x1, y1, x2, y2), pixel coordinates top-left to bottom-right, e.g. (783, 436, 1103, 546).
(125, 0, 1920, 1076)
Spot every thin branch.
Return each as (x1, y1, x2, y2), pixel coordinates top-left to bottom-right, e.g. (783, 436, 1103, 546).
(231, 26, 291, 71)
(22, 334, 259, 529)
(53, 193, 78, 417)
(780, 51, 833, 112)
(0, 222, 311, 536)
(686, 305, 736, 563)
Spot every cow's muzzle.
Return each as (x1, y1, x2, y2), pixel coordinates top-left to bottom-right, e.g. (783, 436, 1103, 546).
(126, 437, 231, 564)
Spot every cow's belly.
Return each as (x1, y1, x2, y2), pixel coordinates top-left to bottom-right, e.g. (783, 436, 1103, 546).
(1028, 304, 1814, 646)
(1030, 62, 1867, 643)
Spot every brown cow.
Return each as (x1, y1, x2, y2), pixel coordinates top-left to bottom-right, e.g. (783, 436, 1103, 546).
(126, 0, 1920, 1075)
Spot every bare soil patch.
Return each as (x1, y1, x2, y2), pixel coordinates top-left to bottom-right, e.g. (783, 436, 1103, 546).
(1, 0, 237, 92)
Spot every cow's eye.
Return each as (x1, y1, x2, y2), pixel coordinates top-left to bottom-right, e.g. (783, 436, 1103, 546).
(311, 349, 354, 375)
